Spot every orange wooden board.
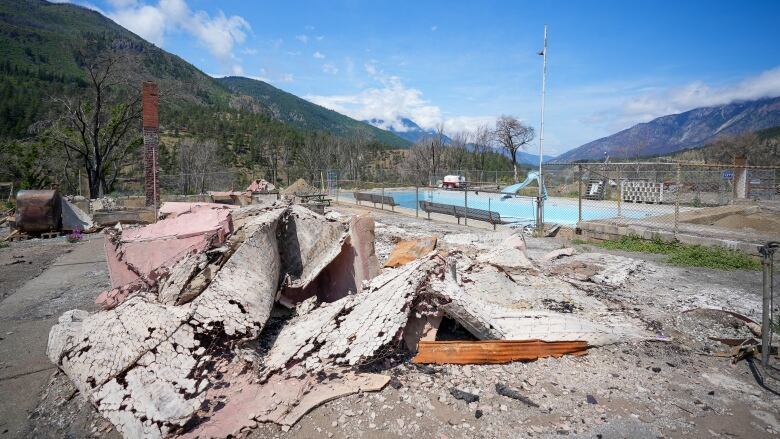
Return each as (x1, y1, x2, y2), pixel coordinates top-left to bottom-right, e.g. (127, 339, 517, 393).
(412, 340, 588, 364)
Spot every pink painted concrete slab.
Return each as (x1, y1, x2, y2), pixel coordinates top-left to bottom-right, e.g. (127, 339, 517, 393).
(103, 205, 233, 290)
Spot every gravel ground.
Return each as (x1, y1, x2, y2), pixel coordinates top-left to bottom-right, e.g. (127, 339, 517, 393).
(4, 204, 780, 438)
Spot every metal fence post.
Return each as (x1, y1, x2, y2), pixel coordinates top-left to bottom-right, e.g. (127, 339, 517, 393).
(578, 164, 583, 224)
(759, 242, 777, 367)
(381, 182, 385, 210)
(674, 163, 682, 236)
(617, 166, 622, 218)
(415, 185, 419, 218)
(464, 188, 468, 226)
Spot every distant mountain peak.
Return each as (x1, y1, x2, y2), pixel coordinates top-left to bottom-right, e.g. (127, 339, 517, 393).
(364, 117, 449, 143)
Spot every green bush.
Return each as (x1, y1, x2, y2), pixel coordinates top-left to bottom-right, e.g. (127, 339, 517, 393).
(595, 235, 761, 271)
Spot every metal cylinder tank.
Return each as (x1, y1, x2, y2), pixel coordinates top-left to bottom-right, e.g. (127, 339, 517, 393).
(15, 190, 62, 234)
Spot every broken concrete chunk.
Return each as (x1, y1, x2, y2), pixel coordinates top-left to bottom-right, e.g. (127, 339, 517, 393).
(278, 205, 348, 305)
(542, 247, 575, 261)
(384, 236, 438, 268)
(292, 213, 382, 304)
(475, 233, 535, 271)
(103, 203, 233, 291)
(403, 310, 443, 354)
(62, 198, 95, 232)
(547, 253, 643, 290)
(476, 246, 536, 271)
(158, 202, 237, 219)
(261, 255, 443, 377)
(157, 252, 209, 305)
(183, 364, 388, 438)
(191, 207, 287, 337)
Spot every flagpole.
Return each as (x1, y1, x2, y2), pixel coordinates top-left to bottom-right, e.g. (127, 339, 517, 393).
(537, 24, 548, 232)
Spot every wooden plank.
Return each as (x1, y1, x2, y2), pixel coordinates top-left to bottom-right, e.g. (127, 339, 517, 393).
(412, 340, 588, 364)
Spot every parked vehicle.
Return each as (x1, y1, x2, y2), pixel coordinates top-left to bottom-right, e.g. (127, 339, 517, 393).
(442, 175, 467, 189)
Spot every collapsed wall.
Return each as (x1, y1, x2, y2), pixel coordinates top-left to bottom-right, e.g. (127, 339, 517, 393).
(47, 202, 647, 438)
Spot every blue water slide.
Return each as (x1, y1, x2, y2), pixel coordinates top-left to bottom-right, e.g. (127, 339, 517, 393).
(500, 171, 548, 199)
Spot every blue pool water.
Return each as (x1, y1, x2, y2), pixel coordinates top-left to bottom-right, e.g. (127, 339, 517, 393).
(343, 189, 662, 225)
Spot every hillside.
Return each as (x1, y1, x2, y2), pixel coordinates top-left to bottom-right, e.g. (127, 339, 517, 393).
(667, 125, 780, 165)
(0, 0, 407, 148)
(554, 96, 780, 162)
(0, 0, 234, 137)
(218, 77, 409, 148)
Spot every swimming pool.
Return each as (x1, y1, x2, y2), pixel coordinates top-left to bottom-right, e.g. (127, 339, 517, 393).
(340, 189, 674, 225)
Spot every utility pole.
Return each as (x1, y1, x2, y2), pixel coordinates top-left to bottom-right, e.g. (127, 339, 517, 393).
(536, 25, 548, 233)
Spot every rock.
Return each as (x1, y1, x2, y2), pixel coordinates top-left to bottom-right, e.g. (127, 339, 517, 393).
(384, 236, 437, 268)
(542, 247, 575, 262)
(450, 388, 479, 403)
(495, 383, 539, 408)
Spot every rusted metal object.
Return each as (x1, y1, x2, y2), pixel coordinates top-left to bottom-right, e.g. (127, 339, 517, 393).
(15, 190, 62, 234)
(412, 340, 588, 364)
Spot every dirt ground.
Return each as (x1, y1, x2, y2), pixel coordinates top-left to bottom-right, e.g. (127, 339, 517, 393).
(711, 211, 780, 235)
(1, 204, 779, 438)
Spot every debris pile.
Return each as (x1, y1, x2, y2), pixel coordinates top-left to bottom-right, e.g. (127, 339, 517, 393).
(281, 178, 319, 196)
(46, 202, 648, 438)
(246, 178, 276, 193)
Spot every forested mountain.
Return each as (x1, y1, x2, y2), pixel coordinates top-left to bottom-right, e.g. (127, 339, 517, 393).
(0, 0, 406, 146)
(555, 96, 780, 162)
(218, 77, 409, 148)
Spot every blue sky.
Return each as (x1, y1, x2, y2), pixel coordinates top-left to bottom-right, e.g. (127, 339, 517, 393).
(82, 0, 780, 155)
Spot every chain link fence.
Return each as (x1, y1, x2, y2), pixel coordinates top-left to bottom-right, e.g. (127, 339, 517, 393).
(100, 163, 779, 239)
(311, 162, 779, 237)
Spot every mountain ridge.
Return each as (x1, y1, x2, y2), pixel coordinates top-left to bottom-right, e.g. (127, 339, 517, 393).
(0, 0, 408, 147)
(554, 96, 780, 162)
(218, 77, 410, 148)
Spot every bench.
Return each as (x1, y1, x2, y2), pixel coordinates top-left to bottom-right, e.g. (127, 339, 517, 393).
(419, 201, 503, 230)
(353, 192, 398, 211)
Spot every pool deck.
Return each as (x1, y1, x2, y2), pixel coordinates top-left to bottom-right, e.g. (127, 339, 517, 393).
(578, 203, 780, 255)
(333, 188, 778, 254)
(337, 188, 680, 225)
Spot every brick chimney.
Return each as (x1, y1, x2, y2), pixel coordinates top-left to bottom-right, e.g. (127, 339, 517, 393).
(142, 82, 160, 207)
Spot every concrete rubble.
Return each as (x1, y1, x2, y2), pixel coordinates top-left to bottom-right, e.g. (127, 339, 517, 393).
(61, 198, 96, 232)
(46, 201, 651, 438)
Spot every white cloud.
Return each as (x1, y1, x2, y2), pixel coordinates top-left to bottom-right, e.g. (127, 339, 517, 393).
(280, 73, 294, 83)
(316, 35, 324, 41)
(307, 63, 498, 133)
(442, 116, 497, 133)
(107, 0, 250, 71)
(296, 34, 309, 44)
(322, 63, 338, 75)
(313, 51, 325, 59)
(617, 66, 780, 127)
(241, 47, 258, 55)
(111, 4, 165, 46)
(430, 25, 438, 32)
(306, 75, 442, 130)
